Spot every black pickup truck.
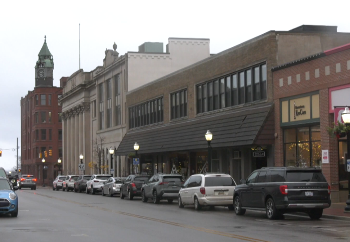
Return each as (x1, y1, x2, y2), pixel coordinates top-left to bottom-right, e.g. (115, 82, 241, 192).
(120, 175, 150, 200)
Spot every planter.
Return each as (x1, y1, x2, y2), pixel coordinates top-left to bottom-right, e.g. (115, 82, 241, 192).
(336, 133, 347, 139)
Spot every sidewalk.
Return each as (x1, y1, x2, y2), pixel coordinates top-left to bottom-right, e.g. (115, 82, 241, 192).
(323, 202, 350, 220)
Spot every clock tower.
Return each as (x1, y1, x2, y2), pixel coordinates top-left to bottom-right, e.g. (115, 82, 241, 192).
(35, 36, 54, 87)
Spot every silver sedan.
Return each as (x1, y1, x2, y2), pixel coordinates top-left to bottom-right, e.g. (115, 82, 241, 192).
(101, 177, 123, 197)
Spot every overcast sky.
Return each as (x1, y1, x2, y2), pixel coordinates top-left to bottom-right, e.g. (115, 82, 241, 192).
(1, 0, 350, 171)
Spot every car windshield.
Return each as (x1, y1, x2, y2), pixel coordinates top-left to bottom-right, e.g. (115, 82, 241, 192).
(286, 171, 327, 182)
(134, 176, 149, 182)
(205, 177, 236, 186)
(114, 180, 122, 184)
(0, 169, 7, 178)
(0, 180, 11, 190)
(83, 176, 91, 180)
(96, 176, 111, 180)
(59, 177, 66, 180)
(163, 176, 182, 182)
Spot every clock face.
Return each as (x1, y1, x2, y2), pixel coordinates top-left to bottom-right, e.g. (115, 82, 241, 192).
(38, 69, 44, 78)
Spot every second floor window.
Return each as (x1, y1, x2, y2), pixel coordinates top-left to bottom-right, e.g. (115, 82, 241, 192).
(129, 97, 163, 129)
(41, 94, 46, 105)
(171, 89, 187, 120)
(41, 129, 46, 140)
(41, 111, 46, 123)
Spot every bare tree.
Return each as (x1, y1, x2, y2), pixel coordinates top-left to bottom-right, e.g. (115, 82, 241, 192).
(92, 135, 106, 174)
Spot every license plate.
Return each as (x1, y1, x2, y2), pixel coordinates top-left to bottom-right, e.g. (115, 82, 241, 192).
(305, 191, 313, 196)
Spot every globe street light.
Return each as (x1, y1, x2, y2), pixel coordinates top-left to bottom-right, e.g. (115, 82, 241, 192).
(109, 147, 115, 176)
(42, 158, 46, 187)
(134, 142, 140, 174)
(58, 158, 62, 175)
(342, 107, 350, 212)
(205, 130, 213, 173)
(79, 154, 84, 175)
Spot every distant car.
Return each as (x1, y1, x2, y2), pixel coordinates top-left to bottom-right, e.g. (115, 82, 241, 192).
(102, 177, 123, 197)
(52, 175, 66, 191)
(178, 173, 236, 210)
(141, 173, 183, 204)
(86, 174, 112, 195)
(233, 167, 331, 220)
(18, 174, 37, 190)
(120, 175, 150, 200)
(7, 172, 19, 189)
(62, 175, 79, 192)
(74, 175, 91, 193)
(0, 177, 18, 217)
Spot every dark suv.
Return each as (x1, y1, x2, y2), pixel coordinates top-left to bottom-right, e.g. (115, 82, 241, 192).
(233, 167, 331, 220)
(141, 173, 183, 204)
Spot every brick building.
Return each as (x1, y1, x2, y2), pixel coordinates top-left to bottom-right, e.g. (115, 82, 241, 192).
(20, 37, 63, 185)
(115, 25, 350, 185)
(273, 42, 350, 202)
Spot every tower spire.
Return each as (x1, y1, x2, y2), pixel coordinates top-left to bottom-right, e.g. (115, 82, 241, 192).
(45, 35, 46, 43)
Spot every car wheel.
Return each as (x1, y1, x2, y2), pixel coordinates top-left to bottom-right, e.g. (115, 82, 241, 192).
(56, 185, 59, 191)
(128, 190, 133, 200)
(31, 187, 34, 190)
(18, 186, 21, 190)
(109, 189, 113, 197)
(66, 186, 69, 192)
(142, 190, 148, 203)
(34, 186, 36, 190)
(167, 199, 173, 204)
(11, 206, 18, 217)
(153, 190, 159, 204)
(86, 187, 89, 194)
(308, 209, 323, 220)
(62, 186, 65, 192)
(194, 197, 201, 210)
(120, 189, 125, 199)
(234, 196, 246, 215)
(266, 198, 280, 220)
(102, 189, 105, 196)
(178, 195, 184, 208)
(52, 186, 55, 191)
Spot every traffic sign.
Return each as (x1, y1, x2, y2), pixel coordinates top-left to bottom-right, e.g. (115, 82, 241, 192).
(347, 159, 350, 172)
(79, 164, 85, 171)
(133, 158, 140, 165)
(110, 169, 114, 172)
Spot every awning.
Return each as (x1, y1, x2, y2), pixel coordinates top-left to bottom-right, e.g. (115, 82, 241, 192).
(115, 102, 274, 156)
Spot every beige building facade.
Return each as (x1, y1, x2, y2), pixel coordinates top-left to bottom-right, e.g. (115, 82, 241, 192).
(60, 38, 211, 176)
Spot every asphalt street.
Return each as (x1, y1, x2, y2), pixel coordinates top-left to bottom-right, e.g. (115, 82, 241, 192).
(1, 188, 350, 242)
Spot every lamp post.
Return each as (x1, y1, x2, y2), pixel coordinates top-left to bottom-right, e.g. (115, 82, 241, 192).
(58, 158, 62, 175)
(342, 107, 350, 212)
(79, 154, 84, 175)
(109, 148, 114, 176)
(205, 130, 213, 173)
(134, 142, 139, 174)
(42, 158, 46, 187)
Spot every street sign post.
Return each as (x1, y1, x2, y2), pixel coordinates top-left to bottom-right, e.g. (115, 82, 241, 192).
(78, 164, 85, 171)
(133, 158, 140, 165)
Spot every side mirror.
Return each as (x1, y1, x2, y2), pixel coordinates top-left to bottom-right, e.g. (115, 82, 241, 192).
(240, 179, 246, 184)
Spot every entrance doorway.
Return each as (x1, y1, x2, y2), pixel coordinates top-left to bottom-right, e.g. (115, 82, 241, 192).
(255, 157, 267, 169)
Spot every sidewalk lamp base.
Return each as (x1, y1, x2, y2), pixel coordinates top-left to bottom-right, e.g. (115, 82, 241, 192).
(345, 195, 350, 212)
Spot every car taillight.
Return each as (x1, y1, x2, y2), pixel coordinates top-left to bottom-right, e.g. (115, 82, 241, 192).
(200, 187, 205, 195)
(328, 185, 331, 194)
(20, 178, 25, 182)
(279, 185, 288, 195)
(32, 178, 37, 182)
(158, 182, 169, 185)
(131, 183, 136, 187)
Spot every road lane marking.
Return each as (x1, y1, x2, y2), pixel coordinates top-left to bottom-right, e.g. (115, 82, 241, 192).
(30, 192, 270, 242)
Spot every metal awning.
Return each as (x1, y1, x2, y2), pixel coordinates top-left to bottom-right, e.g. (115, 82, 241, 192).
(115, 102, 274, 156)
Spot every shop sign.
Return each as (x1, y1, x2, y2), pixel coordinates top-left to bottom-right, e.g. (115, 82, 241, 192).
(322, 150, 329, 164)
(334, 106, 346, 124)
(253, 151, 265, 157)
(133, 158, 140, 165)
(294, 102, 307, 119)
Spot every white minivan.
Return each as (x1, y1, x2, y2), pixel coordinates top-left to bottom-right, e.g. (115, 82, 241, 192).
(178, 173, 236, 210)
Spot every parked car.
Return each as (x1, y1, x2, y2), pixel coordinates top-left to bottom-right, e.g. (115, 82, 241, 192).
(86, 174, 112, 194)
(233, 167, 331, 220)
(74, 175, 91, 193)
(141, 173, 183, 204)
(0, 167, 8, 178)
(120, 175, 150, 200)
(0, 177, 18, 217)
(62, 175, 79, 192)
(18, 174, 37, 190)
(178, 173, 236, 210)
(102, 177, 123, 197)
(52, 175, 66, 191)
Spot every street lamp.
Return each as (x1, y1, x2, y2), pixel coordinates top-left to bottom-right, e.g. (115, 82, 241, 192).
(205, 130, 213, 173)
(58, 158, 62, 175)
(79, 154, 84, 175)
(342, 107, 350, 212)
(42, 158, 46, 187)
(109, 148, 114, 176)
(134, 142, 139, 174)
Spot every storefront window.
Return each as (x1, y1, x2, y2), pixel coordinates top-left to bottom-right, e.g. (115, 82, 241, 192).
(284, 125, 321, 167)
